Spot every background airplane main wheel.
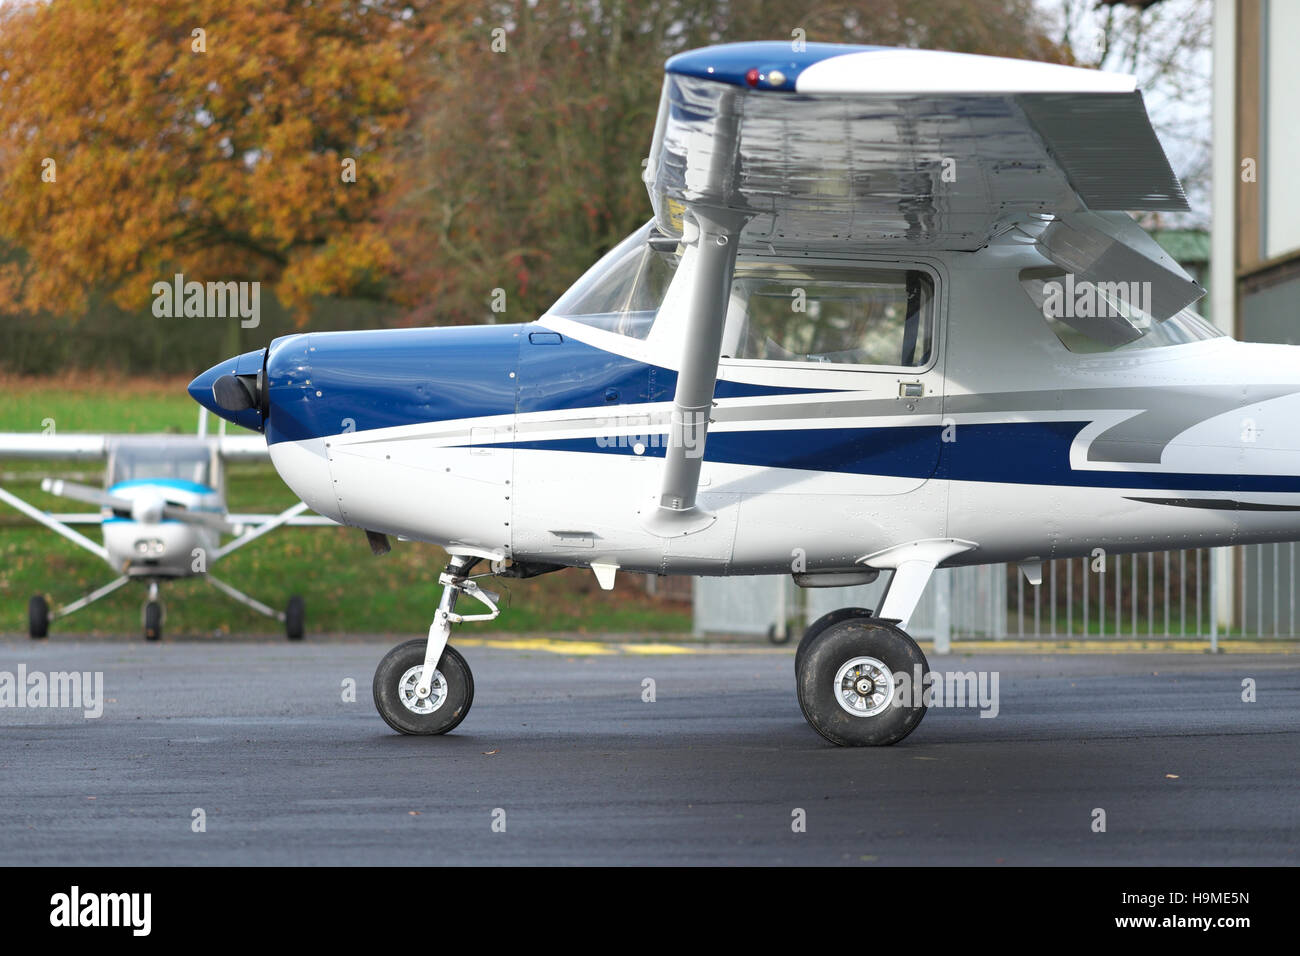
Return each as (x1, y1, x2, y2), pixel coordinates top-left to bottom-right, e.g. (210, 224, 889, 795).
(372, 638, 474, 736)
(796, 618, 928, 747)
(143, 601, 163, 641)
(794, 606, 874, 673)
(28, 595, 49, 639)
(285, 596, 305, 641)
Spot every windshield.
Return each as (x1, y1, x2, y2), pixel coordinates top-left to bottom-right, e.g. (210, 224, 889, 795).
(547, 222, 679, 339)
(110, 442, 212, 487)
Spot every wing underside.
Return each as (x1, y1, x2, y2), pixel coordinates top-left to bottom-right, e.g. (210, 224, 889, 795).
(644, 47, 1188, 254)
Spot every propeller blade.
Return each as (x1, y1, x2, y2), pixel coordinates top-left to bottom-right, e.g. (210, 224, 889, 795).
(40, 478, 133, 514)
(160, 504, 237, 534)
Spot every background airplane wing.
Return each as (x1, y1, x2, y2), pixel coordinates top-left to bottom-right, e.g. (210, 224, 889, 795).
(216, 434, 271, 460)
(643, 42, 1188, 255)
(0, 433, 107, 459)
(228, 513, 340, 526)
(0, 431, 270, 461)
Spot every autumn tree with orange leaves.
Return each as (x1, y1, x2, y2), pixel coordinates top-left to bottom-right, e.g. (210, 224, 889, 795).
(0, 0, 453, 334)
(0, 0, 1068, 371)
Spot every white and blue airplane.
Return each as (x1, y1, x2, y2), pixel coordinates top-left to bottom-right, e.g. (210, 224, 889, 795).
(0, 413, 334, 640)
(190, 42, 1288, 746)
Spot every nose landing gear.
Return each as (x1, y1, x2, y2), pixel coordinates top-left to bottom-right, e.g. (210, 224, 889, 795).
(373, 556, 498, 735)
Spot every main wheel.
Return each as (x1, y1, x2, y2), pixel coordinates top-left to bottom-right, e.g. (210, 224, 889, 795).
(285, 596, 304, 641)
(28, 595, 49, 639)
(794, 606, 873, 673)
(143, 601, 163, 642)
(796, 618, 928, 747)
(373, 639, 474, 736)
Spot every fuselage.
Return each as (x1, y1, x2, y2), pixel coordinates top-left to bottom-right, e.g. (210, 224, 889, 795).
(99, 479, 222, 576)
(190, 225, 1300, 579)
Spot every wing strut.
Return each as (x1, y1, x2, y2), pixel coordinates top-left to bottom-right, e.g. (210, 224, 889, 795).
(212, 500, 310, 561)
(642, 91, 751, 537)
(0, 485, 109, 562)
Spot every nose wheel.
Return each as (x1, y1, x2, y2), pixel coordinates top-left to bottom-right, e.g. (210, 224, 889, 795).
(373, 639, 474, 735)
(372, 556, 496, 735)
(795, 615, 928, 746)
(143, 580, 163, 641)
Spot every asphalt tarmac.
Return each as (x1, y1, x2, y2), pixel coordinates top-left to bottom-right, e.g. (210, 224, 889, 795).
(1, 637, 1296, 865)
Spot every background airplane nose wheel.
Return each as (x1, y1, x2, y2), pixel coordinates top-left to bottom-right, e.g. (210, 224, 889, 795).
(796, 617, 928, 746)
(143, 600, 163, 641)
(28, 595, 49, 639)
(373, 638, 474, 735)
(284, 595, 304, 641)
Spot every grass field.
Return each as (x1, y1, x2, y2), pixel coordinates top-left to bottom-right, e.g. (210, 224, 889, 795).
(0, 376, 691, 637)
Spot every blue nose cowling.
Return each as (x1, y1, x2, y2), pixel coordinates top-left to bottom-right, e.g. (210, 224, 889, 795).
(188, 348, 267, 433)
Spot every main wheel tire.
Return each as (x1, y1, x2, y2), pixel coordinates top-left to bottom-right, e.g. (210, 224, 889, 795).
(797, 618, 928, 747)
(143, 601, 163, 642)
(285, 596, 305, 641)
(794, 606, 873, 673)
(28, 595, 49, 639)
(373, 639, 474, 736)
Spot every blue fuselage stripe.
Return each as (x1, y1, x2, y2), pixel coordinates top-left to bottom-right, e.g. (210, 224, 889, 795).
(502, 420, 1300, 494)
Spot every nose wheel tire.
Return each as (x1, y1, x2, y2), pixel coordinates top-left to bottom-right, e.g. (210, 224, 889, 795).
(796, 617, 928, 746)
(373, 638, 474, 735)
(143, 601, 163, 642)
(28, 595, 49, 639)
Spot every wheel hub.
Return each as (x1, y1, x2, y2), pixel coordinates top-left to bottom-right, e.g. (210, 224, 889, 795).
(834, 656, 895, 717)
(398, 665, 448, 715)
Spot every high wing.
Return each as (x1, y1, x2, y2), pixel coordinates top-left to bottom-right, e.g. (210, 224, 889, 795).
(636, 42, 1197, 536)
(0, 432, 268, 461)
(214, 434, 272, 460)
(643, 42, 1188, 254)
(0, 433, 107, 459)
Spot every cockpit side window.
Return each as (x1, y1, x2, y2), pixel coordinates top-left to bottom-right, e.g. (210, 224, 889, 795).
(722, 264, 933, 367)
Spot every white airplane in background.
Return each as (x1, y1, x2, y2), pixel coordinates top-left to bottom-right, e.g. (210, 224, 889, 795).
(190, 42, 1287, 747)
(0, 410, 336, 640)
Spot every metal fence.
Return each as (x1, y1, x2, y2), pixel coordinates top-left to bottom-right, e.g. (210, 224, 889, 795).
(693, 563, 1006, 642)
(693, 545, 1296, 647)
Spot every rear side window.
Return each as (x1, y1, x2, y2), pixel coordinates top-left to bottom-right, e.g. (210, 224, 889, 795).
(1020, 267, 1222, 354)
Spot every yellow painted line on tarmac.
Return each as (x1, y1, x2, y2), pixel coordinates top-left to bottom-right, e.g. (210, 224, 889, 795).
(455, 636, 1299, 656)
(616, 643, 696, 655)
(455, 637, 617, 655)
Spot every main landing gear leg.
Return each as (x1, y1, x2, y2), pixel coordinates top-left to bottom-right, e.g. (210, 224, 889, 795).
(372, 555, 500, 736)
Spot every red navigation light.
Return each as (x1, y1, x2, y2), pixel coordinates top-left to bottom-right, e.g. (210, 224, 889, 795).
(745, 68, 760, 87)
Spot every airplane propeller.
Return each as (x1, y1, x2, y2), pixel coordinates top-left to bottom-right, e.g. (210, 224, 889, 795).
(40, 478, 236, 534)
